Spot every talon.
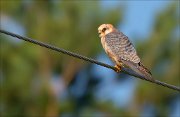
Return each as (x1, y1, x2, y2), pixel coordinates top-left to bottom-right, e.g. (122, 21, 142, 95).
(114, 65, 121, 73)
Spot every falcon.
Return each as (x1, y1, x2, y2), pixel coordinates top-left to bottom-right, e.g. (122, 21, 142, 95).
(98, 24, 153, 81)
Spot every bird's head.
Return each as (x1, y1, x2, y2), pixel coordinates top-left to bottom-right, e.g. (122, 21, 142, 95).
(98, 24, 117, 38)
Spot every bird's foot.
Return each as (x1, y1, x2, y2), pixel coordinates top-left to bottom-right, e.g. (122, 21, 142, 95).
(114, 65, 121, 73)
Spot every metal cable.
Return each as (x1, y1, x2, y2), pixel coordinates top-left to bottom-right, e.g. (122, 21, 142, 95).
(0, 29, 180, 92)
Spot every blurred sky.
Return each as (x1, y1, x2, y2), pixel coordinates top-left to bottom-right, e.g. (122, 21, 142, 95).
(1, 1, 171, 41)
(102, 1, 170, 40)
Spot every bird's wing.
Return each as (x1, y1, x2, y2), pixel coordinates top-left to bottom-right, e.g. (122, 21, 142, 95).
(105, 32, 140, 64)
(105, 32, 153, 81)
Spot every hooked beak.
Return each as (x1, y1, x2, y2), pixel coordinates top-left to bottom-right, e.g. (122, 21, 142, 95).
(98, 30, 102, 37)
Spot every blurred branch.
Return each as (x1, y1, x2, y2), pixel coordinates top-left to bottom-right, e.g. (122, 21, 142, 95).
(0, 29, 180, 92)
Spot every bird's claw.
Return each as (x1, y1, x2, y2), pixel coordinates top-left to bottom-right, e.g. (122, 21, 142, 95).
(114, 65, 121, 73)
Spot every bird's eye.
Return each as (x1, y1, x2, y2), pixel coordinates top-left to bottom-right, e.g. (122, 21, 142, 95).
(102, 28, 106, 32)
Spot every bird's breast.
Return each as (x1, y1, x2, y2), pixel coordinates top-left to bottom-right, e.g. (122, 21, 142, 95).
(101, 37, 120, 64)
(101, 37, 106, 49)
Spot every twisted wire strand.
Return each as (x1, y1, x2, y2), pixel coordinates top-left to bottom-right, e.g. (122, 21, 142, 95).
(0, 29, 180, 92)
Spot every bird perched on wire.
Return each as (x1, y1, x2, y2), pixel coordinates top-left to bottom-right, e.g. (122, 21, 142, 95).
(98, 24, 154, 81)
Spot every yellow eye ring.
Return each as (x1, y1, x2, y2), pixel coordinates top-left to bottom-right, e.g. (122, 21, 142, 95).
(102, 28, 106, 32)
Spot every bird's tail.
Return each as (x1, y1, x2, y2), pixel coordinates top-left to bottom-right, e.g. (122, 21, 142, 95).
(136, 62, 154, 81)
(122, 60, 154, 81)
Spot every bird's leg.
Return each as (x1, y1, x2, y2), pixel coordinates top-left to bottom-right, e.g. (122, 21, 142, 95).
(114, 65, 121, 73)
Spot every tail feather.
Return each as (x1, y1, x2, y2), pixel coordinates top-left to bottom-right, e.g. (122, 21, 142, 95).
(121, 60, 154, 81)
(137, 62, 154, 81)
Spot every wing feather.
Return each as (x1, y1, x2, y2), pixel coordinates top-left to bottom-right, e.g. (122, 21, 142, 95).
(105, 32, 140, 64)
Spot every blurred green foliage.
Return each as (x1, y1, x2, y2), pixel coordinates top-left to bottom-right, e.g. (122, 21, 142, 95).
(0, 1, 179, 117)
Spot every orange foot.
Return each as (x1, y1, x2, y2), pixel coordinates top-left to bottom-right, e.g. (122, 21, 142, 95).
(114, 65, 121, 73)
